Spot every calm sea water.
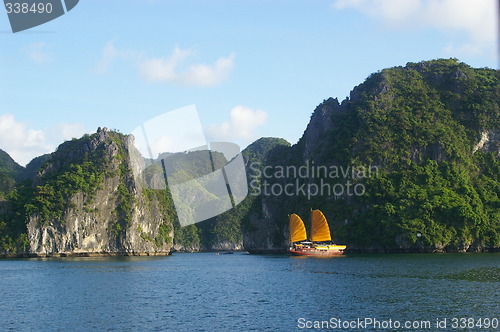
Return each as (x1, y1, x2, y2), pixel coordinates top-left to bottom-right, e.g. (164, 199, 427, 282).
(0, 253, 498, 331)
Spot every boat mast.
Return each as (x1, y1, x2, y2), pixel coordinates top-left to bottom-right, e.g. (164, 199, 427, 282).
(288, 214, 291, 247)
(310, 208, 313, 244)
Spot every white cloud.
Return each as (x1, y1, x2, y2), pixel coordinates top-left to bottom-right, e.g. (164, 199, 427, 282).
(94, 41, 140, 73)
(24, 42, 52, 64)
(139, 47, 235, 86)
(206, 106, 268, 142)
(95, 42, 119, 73)
(0, 114, 86, 166)
(0, 114, 51, 166)
(180, 54, 235, 86)
(332, 0, 498, 57)
(95, 43, 235, 86)
(139, 47, 193, 82)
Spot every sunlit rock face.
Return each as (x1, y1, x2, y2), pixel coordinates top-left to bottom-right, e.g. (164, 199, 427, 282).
(27, 128, 173, 257)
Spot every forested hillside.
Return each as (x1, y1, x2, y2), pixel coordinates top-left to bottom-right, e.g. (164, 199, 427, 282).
(1, 59, 498, 255)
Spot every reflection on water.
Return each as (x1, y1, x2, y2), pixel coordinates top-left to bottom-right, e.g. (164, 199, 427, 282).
(0, 253, 498, 331)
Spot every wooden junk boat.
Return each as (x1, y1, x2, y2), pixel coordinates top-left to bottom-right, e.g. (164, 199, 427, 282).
(289, 210, 346, 256)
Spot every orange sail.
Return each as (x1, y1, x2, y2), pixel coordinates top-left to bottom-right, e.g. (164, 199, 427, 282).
(289, 214, 307, 243)
(310, 209, 332, 242)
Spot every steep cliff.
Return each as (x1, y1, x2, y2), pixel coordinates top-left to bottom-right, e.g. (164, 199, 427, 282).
(1, 58, 498, 256)
(243, 59, 499, 253)
(2, 128, 174, 257)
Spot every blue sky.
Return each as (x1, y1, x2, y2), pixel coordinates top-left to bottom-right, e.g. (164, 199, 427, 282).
(0, 0, 498, 165)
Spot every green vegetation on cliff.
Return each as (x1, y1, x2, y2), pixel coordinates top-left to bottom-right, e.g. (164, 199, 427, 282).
(0, 149, 23, 199)
(25, 133, 115, 223)
(263, 59, 499, 252)
(0, 58, 497, 255)
(0, 132, 112, 253)
(172, 137, 291, 251)
(339, 59, 498, 251)
(0, 129, 177, 255)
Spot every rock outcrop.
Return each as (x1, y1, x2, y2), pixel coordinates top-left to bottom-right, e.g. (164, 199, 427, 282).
(242, 59, 499, 253)
(1, 59, 497, 256)
(25, 128, 173, 257)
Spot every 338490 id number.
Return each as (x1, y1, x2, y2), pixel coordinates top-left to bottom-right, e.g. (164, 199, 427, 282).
(5, 2, 53, 14)
(451, 317, 498, 329)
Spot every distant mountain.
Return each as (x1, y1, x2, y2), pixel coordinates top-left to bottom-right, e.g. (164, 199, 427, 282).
(21, 154, 52, 181)
(172, 137, 291, 252)
(0, 149, 23, 197)
(0, 149, 22, 176)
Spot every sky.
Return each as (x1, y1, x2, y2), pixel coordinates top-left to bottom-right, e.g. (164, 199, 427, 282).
(0, 0, 498, 165)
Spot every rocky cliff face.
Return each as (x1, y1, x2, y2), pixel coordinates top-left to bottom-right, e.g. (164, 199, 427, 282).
(1, 59, 497, 256)
(243, 198, 289, 253)
(242, 59, 499, 253)
(473, 130, 500, 156)
(25, 128, 173, 257)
